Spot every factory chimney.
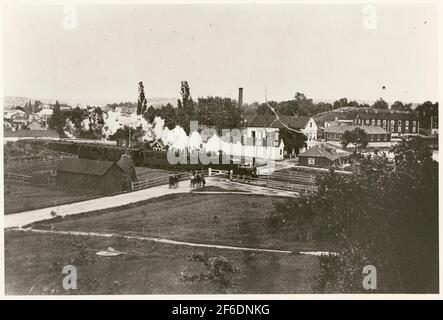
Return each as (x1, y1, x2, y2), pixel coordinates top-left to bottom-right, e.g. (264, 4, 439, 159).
(238, 87, 243, 109)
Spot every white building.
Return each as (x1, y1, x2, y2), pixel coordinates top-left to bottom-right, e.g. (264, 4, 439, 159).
(244, 114, 318, 157)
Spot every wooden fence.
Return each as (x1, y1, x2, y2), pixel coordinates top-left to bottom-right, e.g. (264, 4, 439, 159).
(5, 153, 78, 169)
(4, 172, 32, 183)
(131, 169, 209, 191)
(131, 174, 191, 191)
(131, 167, 318, 193)
(208, 168, 318, 194)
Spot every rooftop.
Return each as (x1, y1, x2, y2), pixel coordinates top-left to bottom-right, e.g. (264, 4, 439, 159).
(314, 107, 417, 127)
(299, 145, 347, 161)
(247, 114, 311, 129)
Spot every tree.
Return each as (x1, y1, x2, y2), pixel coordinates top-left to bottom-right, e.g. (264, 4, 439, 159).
(352, 127, 369, 150)
(142, 99, 148, 115)
(372, 98, 389, 110)
(390, 101, 412, 112)
(269, 137, 438, 293)
(415, 101, 438, 130)
(177, 81, 196, 134)
(293, 92, 315, 116)
(347, 100, 360, 108)
(333, 98, 348, 109)
(144, 105, 158, 123)
(390, 101, 404, 111)
(256, 101, 277, 115)
(137, 81, 147, 115)
(159, 103, 177, 129)
(340, 127, 369, 150)
(196, 97, 242, 133)
(109, 125, 145, 146)
(340, 130, 354, 148)
(79, 107, 105, 139)
(48, 100, 67, 135)
(279, 128, 307, 155)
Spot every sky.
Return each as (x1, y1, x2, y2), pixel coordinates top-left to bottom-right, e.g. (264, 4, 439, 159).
(1, 3, 439, 104)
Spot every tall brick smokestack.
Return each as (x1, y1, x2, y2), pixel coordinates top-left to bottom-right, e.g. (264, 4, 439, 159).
(238, 87, 243, 109)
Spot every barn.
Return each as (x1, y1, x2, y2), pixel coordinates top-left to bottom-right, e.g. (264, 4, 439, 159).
(298, 145, 348, 168)
(56, 158, 131, 194)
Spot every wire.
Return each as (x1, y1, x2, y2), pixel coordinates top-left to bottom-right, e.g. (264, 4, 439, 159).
(264, 90, 304, 135)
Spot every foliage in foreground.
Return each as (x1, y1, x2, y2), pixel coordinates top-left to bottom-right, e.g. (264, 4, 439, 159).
(268, 137, 438, 293)
(180, 251, 238, 293)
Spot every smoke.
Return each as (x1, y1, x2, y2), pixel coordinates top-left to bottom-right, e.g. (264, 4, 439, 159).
(102, 110, 155, 141)
(101, 110, 195, 152)
(205, 134, 222, 153)
(99, 110, 251, 155)
(152, 116, 165, 139)
(164, 126, 189, 151)
(189, 130, 203, 150)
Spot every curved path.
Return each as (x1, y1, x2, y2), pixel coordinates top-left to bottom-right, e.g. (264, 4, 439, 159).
(4, 177, 296, 229)
(12, 227, 293, 254)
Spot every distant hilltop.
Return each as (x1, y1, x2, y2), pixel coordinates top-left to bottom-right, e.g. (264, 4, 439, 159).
(3, 96, 178, 109)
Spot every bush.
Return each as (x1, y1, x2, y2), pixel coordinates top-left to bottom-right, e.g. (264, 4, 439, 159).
(180, 251, 238, 293)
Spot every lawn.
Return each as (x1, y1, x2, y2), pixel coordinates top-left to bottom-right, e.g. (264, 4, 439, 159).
(4, 182, 98, 214)
(28, 193, 337, 252)
(7, 163, 58, 175)
(3, 166, 180, 214)
(135, 167, 177, 180)
(5, 229, 320, 295)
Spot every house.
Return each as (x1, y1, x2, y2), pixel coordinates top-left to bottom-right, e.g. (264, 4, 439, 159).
(9, 109, 29, 130)
(314, 107, 419, 139)
(27, 120, 46, 130)
(38, 108, 53, 127)
(324, 125, 391, 144)
(149, 139, 167, 152)
(298, 145, 349, 168)
(56, 158, 131, 194)
(245, 114, 318, 156)
(353, 109, 419, 137)
(324, 118, 354, 128)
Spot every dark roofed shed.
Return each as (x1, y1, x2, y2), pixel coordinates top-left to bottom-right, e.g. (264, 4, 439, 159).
(57, 158, 131, 194)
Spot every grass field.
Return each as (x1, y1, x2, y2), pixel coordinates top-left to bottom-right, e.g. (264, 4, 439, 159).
(135, 167, 177, 180)
(3, 167, 178, 214)
(28, 193, 337, 252)
(7, 163, 58, 174)
(4, 182, 97, 214)
(6, 193, 338, 294)
(5, 230, 319, 294)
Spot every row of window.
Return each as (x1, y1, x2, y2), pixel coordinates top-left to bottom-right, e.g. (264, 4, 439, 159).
(354, 118, 417, 133)
(326, 133, 390, 142)
(355, 118, 417, 126)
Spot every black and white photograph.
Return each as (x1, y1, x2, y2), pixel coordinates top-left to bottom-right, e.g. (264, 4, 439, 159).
(0, 0, 440, 298)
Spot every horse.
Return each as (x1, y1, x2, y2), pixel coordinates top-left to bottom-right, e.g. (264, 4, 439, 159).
(190, 174, 202, 188)
(169, 174, 180, 189)
(173, 174, 180, 188)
